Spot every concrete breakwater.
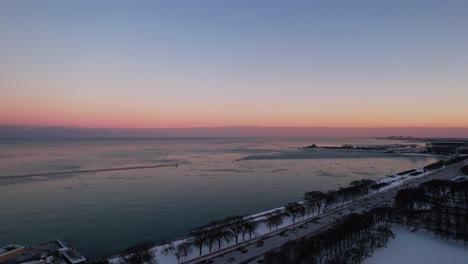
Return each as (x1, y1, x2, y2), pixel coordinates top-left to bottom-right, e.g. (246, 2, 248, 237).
(0, 164, 178, 180)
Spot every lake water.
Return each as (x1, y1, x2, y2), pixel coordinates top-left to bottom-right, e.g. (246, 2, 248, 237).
(0, 138, 438, 258)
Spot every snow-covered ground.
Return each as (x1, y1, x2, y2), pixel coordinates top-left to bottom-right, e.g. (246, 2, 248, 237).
(109, 166, 436, 264)
(365, 228, 468, 264)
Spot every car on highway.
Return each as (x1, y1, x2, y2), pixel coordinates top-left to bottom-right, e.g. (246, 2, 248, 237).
(279, 231, 289, 237)
(256, 240, 264, 247)
(228, 257, 235, 262)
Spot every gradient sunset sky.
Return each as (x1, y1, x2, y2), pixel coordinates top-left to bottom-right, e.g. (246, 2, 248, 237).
(1, 1, 467, 130)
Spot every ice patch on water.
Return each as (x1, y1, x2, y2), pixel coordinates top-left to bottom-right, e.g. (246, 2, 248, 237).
(202, 169, 253, 173)
(316, 170, 348, 178)
(238, 149, 410, 160)
(270, 168, 288, 173)
(355, 171, 375, 176)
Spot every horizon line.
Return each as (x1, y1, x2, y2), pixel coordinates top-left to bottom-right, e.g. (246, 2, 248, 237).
(2, 124, 468, 130)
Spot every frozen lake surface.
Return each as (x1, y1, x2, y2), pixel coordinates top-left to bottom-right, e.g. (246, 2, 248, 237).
(0, 137, 438, 258)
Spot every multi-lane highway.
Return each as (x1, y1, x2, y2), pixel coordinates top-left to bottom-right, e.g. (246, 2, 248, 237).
(186, 160, 468, 264)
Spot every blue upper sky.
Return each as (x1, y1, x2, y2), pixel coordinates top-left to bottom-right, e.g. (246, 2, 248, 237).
(1, 0, 468, 129)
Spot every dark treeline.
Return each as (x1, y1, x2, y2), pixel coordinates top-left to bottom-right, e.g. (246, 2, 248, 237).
(189, 215, 258, 256)
(396, 169, 416, 175)
(150, 215, 260, 263)
(263, 176, 468, 263)
(182, 178, 382, 259)
(423, 155, 468, 171)
(392, 178, 468, 245)
(408, 171, 423, 176)
(120, 241, 156, 264)
(152, 174, 413, 262)
(303, 179, 376, 216)
(159, 177, 382, 262)
(151, 175, 384, 263)
(263, 212, 394, 264)
(369, 182, 390, 191)
(261, 177, 401, 264)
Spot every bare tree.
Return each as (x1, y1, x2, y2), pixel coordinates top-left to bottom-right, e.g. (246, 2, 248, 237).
(244, 220, 258, 239)
(190, 228, 208, 256)
(285, 203, 305, 223)
(265, 217, 275, 231)
(228, 219, 243, 244)
(266, 213, 284, 230)
(120, 241, 156, 264)
(212, 225, 230, 249)
(174, 242, 192, 263)
(203, 229, 217, 253)
(304, 191, 325, 214)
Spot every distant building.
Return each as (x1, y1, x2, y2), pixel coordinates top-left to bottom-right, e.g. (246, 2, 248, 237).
(1, 240, 85, 264)
(59, 247, 86, 264)
(426, 142, 468, 155)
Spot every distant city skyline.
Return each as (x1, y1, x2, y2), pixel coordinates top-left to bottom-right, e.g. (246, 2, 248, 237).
(1, 1, 468, 130)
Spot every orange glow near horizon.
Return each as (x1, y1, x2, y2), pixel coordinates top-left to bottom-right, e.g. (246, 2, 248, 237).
(2, 101, 468, 129)
(2, 77, 468, 129)
(2, 1, 468, 131)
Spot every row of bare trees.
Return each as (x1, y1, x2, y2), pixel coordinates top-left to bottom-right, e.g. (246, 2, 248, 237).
(263, 212, 394, 264)
(171, 178, 382, 261)
(303, 179, 376, 217)
(423, 155, 468, 172)
(117, 216, 259, 264)
(188, 215, 258, 257)
(393, 179, 468, 245)
(262, 175, 468, 263)
(120, 241, 157, 264)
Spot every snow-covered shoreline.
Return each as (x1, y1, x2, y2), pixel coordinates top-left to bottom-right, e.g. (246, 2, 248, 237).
(109, 164, 438, 264)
